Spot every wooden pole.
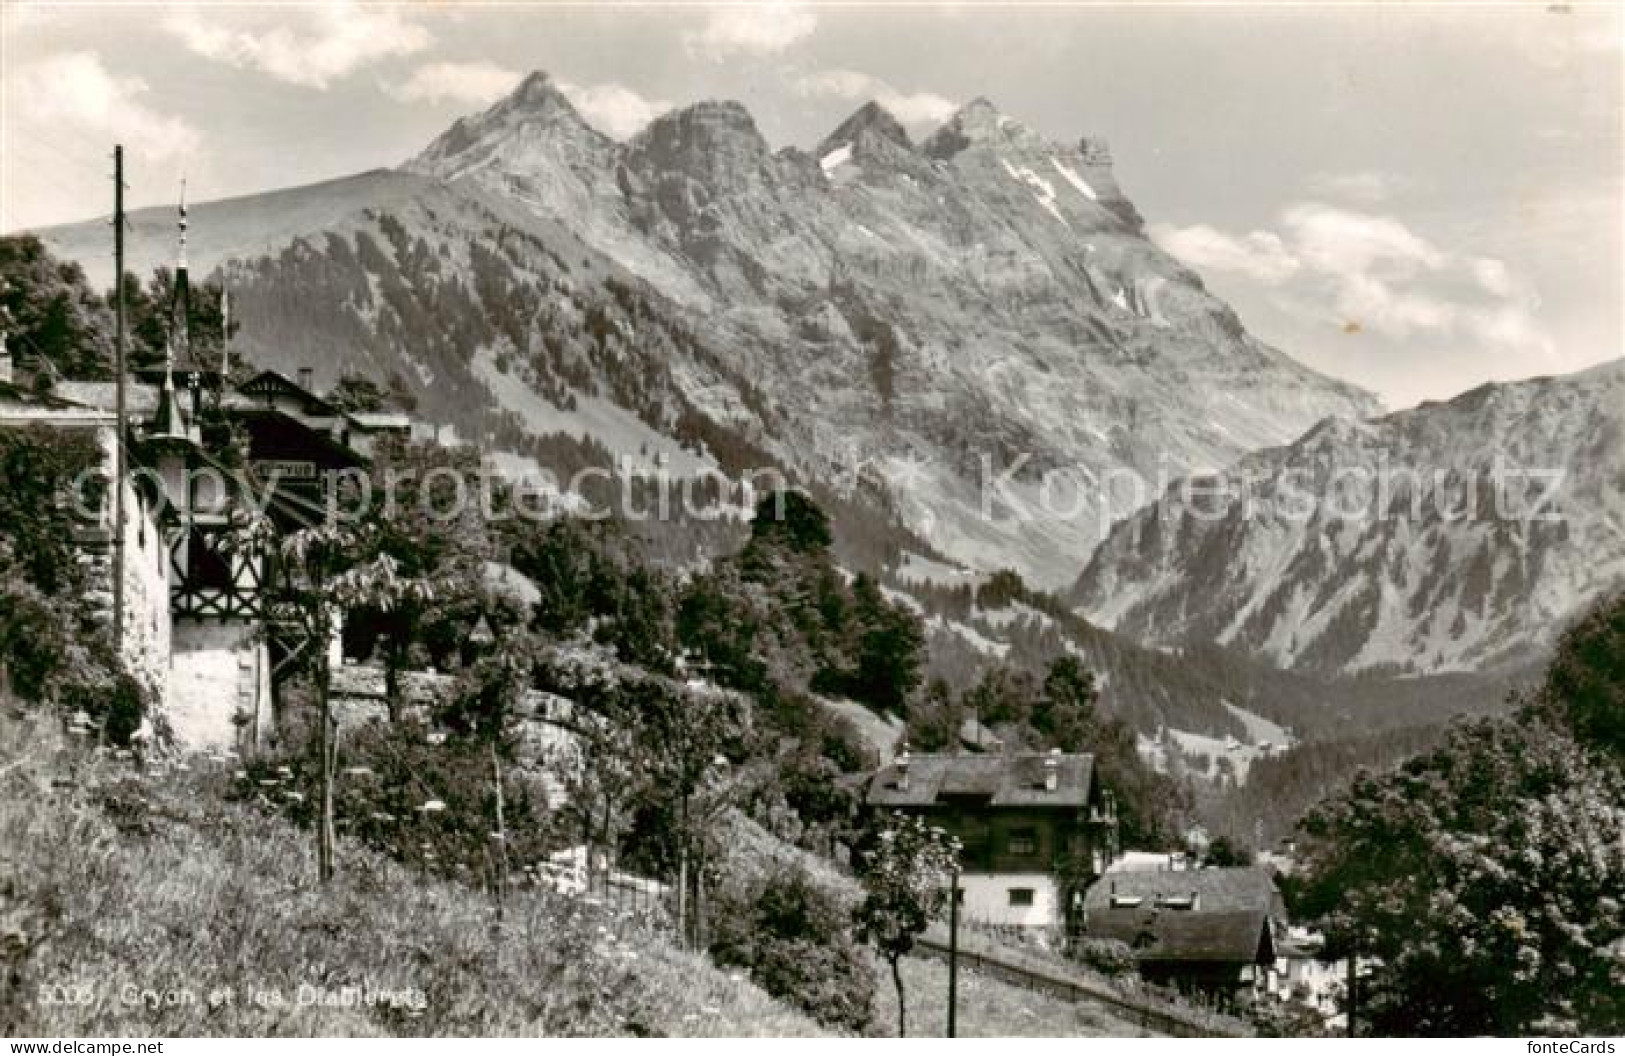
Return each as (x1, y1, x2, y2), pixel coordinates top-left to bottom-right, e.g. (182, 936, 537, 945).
(947, 867, 960, 1038)
(1346, 945, 1357, 1037)
(316, 611, 335, 883)
(490, 740, 508, 919)
(111, 145, 126, 662)
(678, 793, 689, 947)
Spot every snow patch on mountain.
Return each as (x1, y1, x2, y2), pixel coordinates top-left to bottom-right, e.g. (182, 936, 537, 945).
(1050, 158, 1099, 201)
(820, 143, 854, 175)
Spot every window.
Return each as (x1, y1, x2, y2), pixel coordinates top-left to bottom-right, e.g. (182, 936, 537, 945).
(1007, 828, 1037, 855)
(1008, 888, 1035, 908)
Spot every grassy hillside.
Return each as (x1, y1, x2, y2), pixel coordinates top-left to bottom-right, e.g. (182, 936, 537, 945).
(1, 706, 1172, 1038)
(872, 953, 1149, 1038)
(0, 706, 825, 1038)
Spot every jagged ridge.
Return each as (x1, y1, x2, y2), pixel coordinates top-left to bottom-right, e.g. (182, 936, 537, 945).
(1072, 359, 1625, 674)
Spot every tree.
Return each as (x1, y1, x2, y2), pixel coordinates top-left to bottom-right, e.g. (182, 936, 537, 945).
(1294, 719, 1625, 1034)
(963, 665, 1038, 733)
(676, 566, 768, 691)
(745, 488, 832, 559)
(342, 440, 489, 718)
(636, 681, 748, 946)
(127, 266, 237, 373)
(906, 678, 964, 753)
(1294, 590, 1625, 1035)
(243, 520, 418, 883)
(0, 425, 120, 710)
(854, 811, 961, 1037)
(1528, 590, 1625, 763)
(1035, 654, 1098, 750)
(325, 371, 391, 414)
(0, 235, 113, 382)
(847, 573, 924, 713)
(1203, 835, 1254, 868)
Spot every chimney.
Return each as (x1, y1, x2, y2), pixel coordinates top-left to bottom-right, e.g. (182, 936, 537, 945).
(1044, 747, 1061, 792)
(896, 748, 911, 792)
(298, 367, 315, 392)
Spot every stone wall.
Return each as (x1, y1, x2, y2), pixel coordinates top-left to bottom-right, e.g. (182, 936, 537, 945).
(170, 619, 271, 754)
(75, 427, 173, 710)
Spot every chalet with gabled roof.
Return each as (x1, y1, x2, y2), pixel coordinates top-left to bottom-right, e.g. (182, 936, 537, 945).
(1082, 865, 1285, 1000)
(865, 748, 1119, 931)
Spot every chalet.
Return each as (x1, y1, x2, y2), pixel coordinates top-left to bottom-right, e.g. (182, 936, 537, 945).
(865, 749, 1118, 931)
(0, 201, 409, 753)
(1081, 865, 1285, 1001)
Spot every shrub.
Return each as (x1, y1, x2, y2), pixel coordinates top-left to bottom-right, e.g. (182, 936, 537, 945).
(61, 671, 147, 747)
(709, 862, 875, 1032)
(1070, 937, 1138, 978)
(232, 717, 560, 883)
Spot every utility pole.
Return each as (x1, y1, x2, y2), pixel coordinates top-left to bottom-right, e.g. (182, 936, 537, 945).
(490, 740, 509, 920)
(112, 145, 127, 661)
(947, 868, 960, 1038)
(1346, 945, 1358, 1037)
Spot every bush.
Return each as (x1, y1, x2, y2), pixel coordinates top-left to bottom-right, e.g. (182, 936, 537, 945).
(232, 716, 560, 883)
(1070, 937, 1137, 978)
(61, 671, 147, 747)
(709, 862, 875, 1032)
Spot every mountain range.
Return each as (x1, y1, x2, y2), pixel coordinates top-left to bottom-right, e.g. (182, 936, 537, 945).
(1073, 359, 1625, 674)
(33, 71, 1620, 685)
(40, 72, 1376, 592)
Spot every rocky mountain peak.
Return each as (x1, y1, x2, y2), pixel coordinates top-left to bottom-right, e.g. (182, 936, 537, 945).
(407, 70, 605, 177)
(511, 71, 566, 105)
(628, 100, 772, 189)
(816, 101, 913, 158)
(478, 70, 590, 131)
(922, 96, 1043, 159)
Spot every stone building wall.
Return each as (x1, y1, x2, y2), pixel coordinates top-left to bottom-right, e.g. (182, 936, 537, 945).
(170, 619, 271, 753)
(73, 427, 173, 710)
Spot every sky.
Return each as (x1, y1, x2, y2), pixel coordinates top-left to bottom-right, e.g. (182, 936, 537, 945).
(2, 1, 1620, 409)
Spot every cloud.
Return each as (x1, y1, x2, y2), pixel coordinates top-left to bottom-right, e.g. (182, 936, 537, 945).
(683, 3, 816, 62)
(1151, 224, 1301, 285)
(1282, 203, 1446, 279)
(385, 61, 522, 106)
(794, 70, 958, 127)
(1158, 203, 1555, 358)
(561, 82, 673, 141)
(1471, 257, 1514, 298)
(7, 51, 200, 163)
(384, 62, 670, 140)
(164, 2, 431, 89)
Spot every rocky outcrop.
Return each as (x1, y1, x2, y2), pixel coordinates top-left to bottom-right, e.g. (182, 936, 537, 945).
(1072, 359, 1625, 673)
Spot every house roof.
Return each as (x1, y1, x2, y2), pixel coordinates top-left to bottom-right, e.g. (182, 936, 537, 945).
(1089, 908, 1276, 965)
(52, 381, 159, 416)
(350, 411, 413, 432)
(866, 751, 1095, 809)
(1086, 866, 1281, 912)
(1083, 866, 1283, 966)
(237, 369, 346, 418)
